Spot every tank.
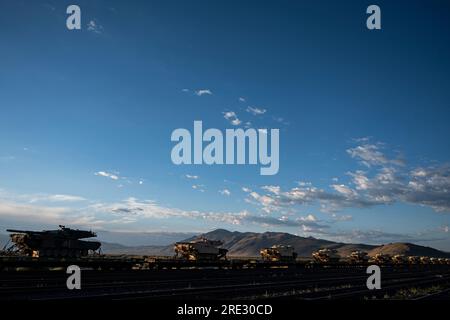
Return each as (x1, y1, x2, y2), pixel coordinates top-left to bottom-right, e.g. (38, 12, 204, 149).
(260, 245, 297, 262)
(430, 257, 440, 264)
(419, 256, 431, 264)
(369, 253, 391, 264)
(6, 225, 101, 258)
(348, 251, 369, 264)
(174, 237, 228, 261)
(312, 248, 340, 263)
(407, 256, 420, 264)
(391, 254, 407, 264)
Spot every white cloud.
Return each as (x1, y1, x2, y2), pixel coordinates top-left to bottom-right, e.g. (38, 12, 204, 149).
(185, 174, 199, 179)
(246, 106, 266, 115)
(331, 184, 358, 198)
(244, 141, 450, 214)
(347, 143, 404, 167)
(299, 214, 317, 222)
(95, 171, 119, 180)
(195, 89, 212, 96)
(30, 194, 87, 203)
(181, 88, 190, 92)
(239, 97, 246, 102)
(261, 185, 281, 195)
(0, 200, 105, 228)
(223, 111, 241, 126)
(219, 189, 231, 196)
(192, 184, 205, 192)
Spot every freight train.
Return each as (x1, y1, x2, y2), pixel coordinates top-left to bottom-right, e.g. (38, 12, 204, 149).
(1, 227, 450, 271)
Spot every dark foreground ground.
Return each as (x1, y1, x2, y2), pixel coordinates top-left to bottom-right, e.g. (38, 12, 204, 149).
(1, 265, 450, 301)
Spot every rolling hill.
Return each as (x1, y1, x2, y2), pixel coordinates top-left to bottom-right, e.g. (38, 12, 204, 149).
(189, 229, 450, 258)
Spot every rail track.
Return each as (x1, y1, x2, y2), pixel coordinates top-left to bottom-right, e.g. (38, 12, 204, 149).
(1, 265, 449, 300)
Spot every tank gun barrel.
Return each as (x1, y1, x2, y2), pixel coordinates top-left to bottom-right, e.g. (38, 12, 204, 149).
(6, 229, 39, 234)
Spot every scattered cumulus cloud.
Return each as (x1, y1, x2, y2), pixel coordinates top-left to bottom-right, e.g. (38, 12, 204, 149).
(223, 111, 241, 126)
(347, 143, 404, 167)
(219, 189, 231, 196)
(185, 174, 199, 180)
(243, 141, 450, 214)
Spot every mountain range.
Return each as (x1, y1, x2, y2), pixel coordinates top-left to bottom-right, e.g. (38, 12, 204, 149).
(1, 229, 449, 258)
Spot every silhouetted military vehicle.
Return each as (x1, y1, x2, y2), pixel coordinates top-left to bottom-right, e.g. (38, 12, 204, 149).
(420, 256, 431, 264)
(6, 225, 101, 258)
(174, 237, 228, 261)
(391, 254, 407, 264)
(369, 253, 391, 264)
(348, 251, 369, 264)
(407, 256, 420, 264)
(312, 248, 340, 263)
(260, 245, 297, 262)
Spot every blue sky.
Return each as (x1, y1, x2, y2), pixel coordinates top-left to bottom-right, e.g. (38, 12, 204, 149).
(1, 0, 450, 249)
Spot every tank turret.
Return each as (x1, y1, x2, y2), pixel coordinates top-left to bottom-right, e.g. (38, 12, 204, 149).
(6, 225, 101, 258)
(260, 245, 297, 262)
(312, 248, 340, 263)
(174, 237, 228, 261)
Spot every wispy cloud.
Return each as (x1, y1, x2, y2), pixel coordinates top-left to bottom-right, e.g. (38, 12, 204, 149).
(223, 111, 241, 126)
(29, 194, 86, 203)
(246, 106, 266, 115)
(185, 174, 199, 180)
(192, 184, 205, 192)
(239, 97, 246, 102)
(95, 171, 119, 180)
(195, 89, 212, 96)
(0, 199, 105, 228)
